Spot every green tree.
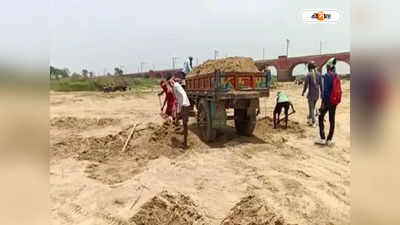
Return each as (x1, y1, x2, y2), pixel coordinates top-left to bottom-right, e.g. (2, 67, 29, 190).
(114, 67, 123, 76)
(82, 69, 88, 78)
(62, 68, 70, 78)
(50, 66, 55, 79)
(50, 66, 70, 79)
(70, 72, 82, 80)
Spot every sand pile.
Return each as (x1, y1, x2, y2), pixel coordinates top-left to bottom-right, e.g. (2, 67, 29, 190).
(76, 121, 186, 163)
(129, 191, 207, 225)
(148, 120, 204, 150)
(51, 121, 206, 184)
(76, 124, 137, 163)
(128, 121, 192, 160)
(51, 116, 120, 130)
(150, 120, 179, 143)
(50, 134, 84, 159)
(189, 57, 259, 76)
(221, 195, 291, 225)
(255, 117, 306, 139)
(52, 116, 305, 168)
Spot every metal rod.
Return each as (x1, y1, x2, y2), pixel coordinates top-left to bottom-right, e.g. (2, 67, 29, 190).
(320, 40, 322, 55)
(263, 48, 265, 59)
(286, 39, 290, 56)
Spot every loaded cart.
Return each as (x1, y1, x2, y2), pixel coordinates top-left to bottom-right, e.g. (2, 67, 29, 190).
(185, 70, 269, 142)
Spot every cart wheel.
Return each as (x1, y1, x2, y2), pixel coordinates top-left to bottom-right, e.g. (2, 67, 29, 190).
(234, 107, 256, 136)
(197, 99, 217, 142)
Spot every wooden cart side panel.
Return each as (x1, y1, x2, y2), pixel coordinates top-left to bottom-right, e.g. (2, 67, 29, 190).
(186, 72, 267, 91)
(220, 75, 235, 90)
(254, 76, 267, 88)
(237, 76, 252, 89)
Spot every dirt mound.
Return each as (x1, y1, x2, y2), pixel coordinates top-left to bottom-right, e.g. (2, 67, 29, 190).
(150, 120, 183, 144)
(255, 117, 306, 139)
(50, 134, 84, 159)
(53, 121, 205, 184)
(189, 57, 259, 76)
(77, 121, 202, 163)
(149, 120, 204, 150)
(221, 195, 292, 225)
(75, 123, 142, 163)
(51, 116, 120, 130)
(129, 191, 207, 225)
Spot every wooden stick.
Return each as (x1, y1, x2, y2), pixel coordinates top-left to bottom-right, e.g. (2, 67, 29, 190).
(278, 111, 296, 123)
(257, 116, 269, 121)
(130, 187, 144, 209)
(121, 123, 142, 152)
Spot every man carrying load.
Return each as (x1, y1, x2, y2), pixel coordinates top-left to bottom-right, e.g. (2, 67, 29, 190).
(181, 56, 193, 89)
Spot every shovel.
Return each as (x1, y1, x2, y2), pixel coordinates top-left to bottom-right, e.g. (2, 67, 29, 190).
(276, 101, 296, 123)
(278, 110, 296, 123)
(158, 95, 168, 119)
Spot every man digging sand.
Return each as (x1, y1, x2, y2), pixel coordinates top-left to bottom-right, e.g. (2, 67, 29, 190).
(167, 76, 190, 149)
(273, 91, 295, 129)
(159, 80, 177, 122)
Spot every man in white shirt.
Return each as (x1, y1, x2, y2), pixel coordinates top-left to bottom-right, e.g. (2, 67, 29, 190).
(168, 77, 190, 149)
(181, 56, 193, 89)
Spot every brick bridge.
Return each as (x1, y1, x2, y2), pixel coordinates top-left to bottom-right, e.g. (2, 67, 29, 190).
(124, 52, 350, 82)
(255, 52, 350, 81)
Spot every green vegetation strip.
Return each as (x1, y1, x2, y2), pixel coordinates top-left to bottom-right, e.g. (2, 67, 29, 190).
(50, 76, 161, 92)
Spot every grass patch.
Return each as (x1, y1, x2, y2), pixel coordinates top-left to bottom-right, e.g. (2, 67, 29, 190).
(50, 76, 161, 92)
(50, 79, 97, 92)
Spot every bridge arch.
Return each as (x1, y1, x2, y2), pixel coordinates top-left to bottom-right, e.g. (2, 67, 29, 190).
(264, 64, 278, 76)
(320, 59, 351, 75)
(253, 52, 350, 81)
(289, 61, 309, 77)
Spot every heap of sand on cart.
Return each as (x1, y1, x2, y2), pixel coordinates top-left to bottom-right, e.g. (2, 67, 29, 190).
(185, 57, 269, 142)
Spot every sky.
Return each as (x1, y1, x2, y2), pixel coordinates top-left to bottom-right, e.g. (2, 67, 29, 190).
(50, 0, 350, 75)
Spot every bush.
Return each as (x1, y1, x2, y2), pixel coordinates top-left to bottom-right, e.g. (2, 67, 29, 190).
(269, 76, 278, 89)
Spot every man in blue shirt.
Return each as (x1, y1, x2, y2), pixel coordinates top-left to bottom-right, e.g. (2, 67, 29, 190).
(316, 58, 338, 146)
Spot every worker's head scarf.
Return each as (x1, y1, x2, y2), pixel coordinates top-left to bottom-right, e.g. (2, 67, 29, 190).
(326, 57, 337, 72)
(327, 57, 336, 68)
(307, 61, 317, 84)
(311, 69, 316, 84)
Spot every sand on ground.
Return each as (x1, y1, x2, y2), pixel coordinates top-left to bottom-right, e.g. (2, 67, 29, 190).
(50, 81, 350, 225)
